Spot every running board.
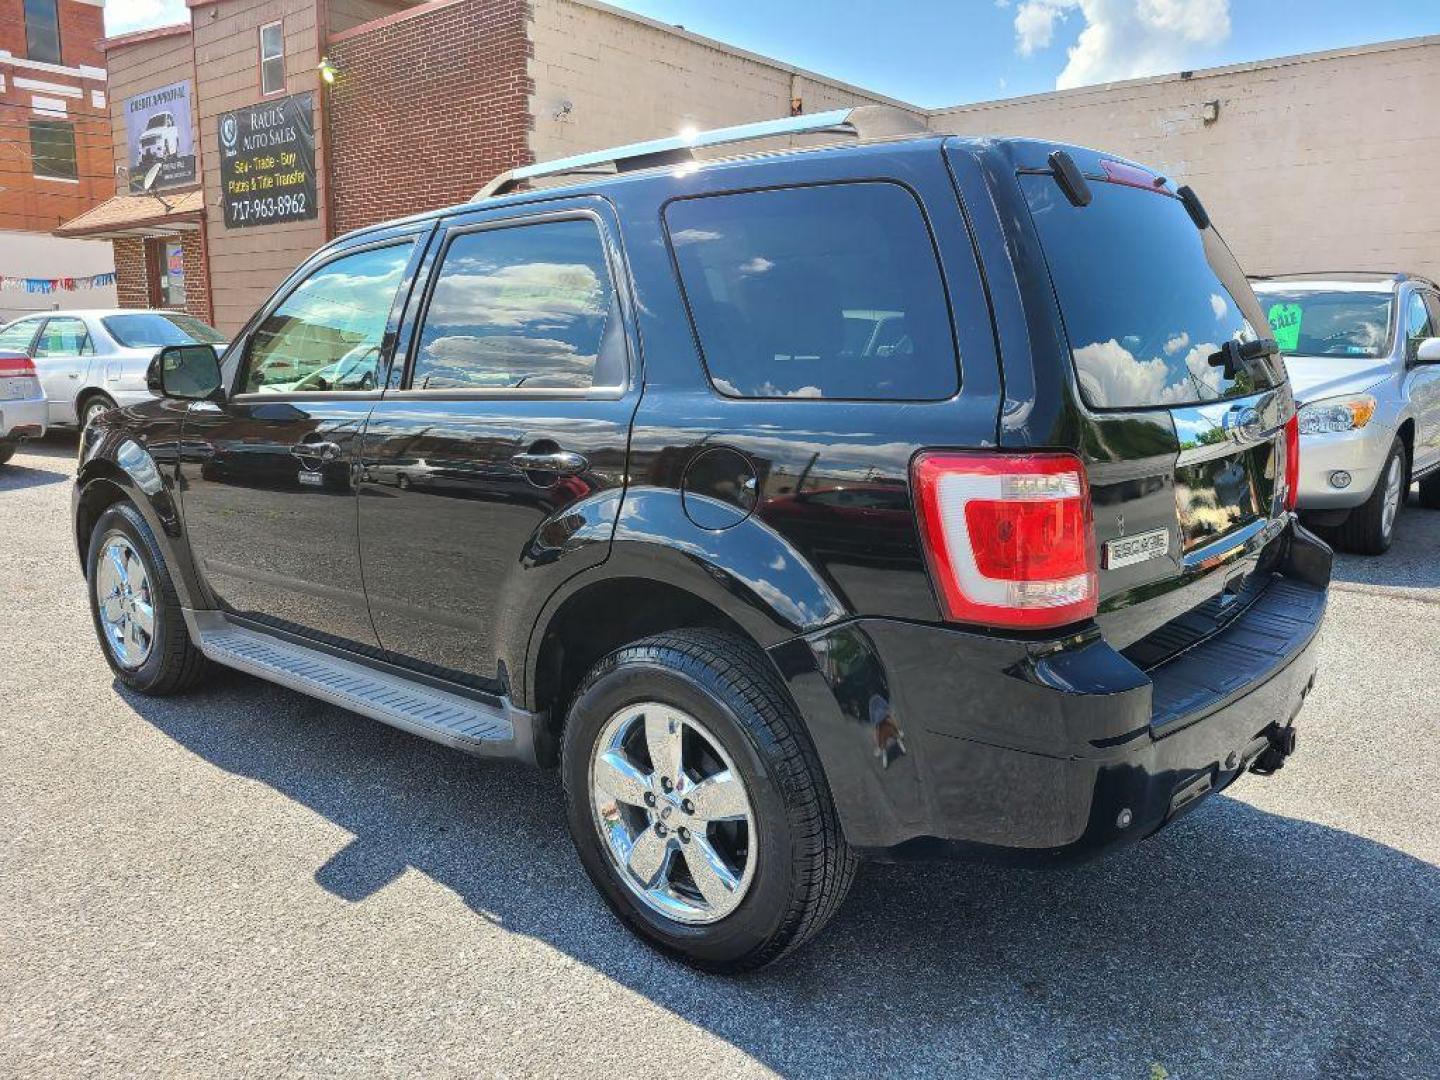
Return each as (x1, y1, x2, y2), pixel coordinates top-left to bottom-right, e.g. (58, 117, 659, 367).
(182, 610, 538, 762)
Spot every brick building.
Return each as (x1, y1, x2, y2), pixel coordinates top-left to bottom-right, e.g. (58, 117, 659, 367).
(0, 0, 116, 318)
(53, 3, 1440, 333)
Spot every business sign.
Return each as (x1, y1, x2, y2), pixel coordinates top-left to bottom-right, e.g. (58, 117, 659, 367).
(125, 80, 196, 192)
(217, 92, 318, 229)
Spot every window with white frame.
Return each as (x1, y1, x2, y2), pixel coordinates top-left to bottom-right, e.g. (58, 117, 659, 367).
(259, 21, 285, 96)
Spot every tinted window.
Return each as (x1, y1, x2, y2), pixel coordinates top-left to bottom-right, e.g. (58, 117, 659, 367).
(104, 313, 226, 349)
(1023, 176, 1276, 409)
(24, 0, 61, 64)
(666, 183, 957, 400)
(1403, 291, 1434, 362)
(30, 120, 77, 180)
(244, 242, 412, 394)
(411, 218, 623, 391)
(34, 318, 92, 357)
(0, 319, 42, 353)
(1251, 286, 1393, 358)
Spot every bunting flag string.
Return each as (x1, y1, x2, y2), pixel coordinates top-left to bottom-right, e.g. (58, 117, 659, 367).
(0, 272, 117, 294)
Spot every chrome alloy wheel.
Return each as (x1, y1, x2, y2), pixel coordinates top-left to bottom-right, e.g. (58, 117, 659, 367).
(1381, 453, 1404, 540)
(589, 702, 757, 925)
(95, 535, 155, 669)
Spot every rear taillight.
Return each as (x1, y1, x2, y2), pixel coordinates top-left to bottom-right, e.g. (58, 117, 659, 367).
(0, 355, 37, 379)
(911, 451, 1098, 630)
(1282, 413, 1300, 511)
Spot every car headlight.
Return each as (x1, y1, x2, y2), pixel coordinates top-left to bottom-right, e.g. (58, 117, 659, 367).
(1297, 394, 1377, 435)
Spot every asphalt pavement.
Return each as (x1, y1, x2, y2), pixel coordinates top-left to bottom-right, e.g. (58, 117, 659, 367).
(2, 432, 1437, 1079)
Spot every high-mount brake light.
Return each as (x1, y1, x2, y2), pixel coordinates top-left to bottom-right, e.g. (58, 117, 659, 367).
(911, 452, 1098, 631)
(1283, 413, 1300, 512)
(1100, 159, 1167, 193)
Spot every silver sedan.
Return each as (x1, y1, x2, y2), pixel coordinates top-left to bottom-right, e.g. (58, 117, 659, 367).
(0, 309, 226, 429)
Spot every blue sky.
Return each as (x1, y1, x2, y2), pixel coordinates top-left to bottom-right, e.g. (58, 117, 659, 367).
(105, 0, 1440, 107)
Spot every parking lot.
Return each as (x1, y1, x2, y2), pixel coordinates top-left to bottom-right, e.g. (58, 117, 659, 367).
(2, 430, 1437, 1079)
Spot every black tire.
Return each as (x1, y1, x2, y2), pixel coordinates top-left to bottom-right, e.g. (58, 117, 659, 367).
(1333, 437, 1406, 555)
(0, 441, 15, 467)
(80, 392, 116, 430)
(561, 628, 856, 973)
(86, 501, 208, 695)
(1418, 471, 1440, 510)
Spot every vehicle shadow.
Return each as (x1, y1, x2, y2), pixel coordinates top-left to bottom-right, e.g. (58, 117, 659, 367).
(0, 460, 68, 492)
(121, 670, 1440, 1078)
(1326, 487, 1440, 593)
(1, 432, 78, 490)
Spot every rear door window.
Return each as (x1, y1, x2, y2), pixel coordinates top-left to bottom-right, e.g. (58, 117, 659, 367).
(665, 182, 958, 400)
(410, 217, 623, 391)
(1022, 175, 1275, 409)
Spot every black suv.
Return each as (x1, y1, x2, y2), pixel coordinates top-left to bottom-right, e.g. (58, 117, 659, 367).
(73, 107, 1330, 972)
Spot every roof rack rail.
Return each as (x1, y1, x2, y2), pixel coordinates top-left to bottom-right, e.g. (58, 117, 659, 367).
(474, 105, 928, 200)
(1248, 270, 1438, 288)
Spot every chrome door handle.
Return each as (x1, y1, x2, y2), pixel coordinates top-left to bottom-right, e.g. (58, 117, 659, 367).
(510, 450, 588, 476)
(291, 441, 343, 463)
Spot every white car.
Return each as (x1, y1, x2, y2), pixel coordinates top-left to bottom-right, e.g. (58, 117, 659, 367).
(137, 111, 180, 164)
(0, 350, 46, 466)
(0, 310, 226, 430)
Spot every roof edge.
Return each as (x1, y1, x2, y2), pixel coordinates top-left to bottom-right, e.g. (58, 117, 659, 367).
(931, 33, 1440, 116)
(99, 22, 193, 52)
(560, 0, 923, 114)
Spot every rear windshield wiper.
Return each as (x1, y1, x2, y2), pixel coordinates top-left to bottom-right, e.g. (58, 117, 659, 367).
(1208, 337, 1278, 380)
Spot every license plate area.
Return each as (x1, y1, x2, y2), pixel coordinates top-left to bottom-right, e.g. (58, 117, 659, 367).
(1102, 527, 1169, 569)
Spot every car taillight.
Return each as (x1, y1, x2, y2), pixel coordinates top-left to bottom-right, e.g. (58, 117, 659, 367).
(0, 356, 37, 379)
(911, 451, 1098, 630)
(1283, 412, 1300, 511)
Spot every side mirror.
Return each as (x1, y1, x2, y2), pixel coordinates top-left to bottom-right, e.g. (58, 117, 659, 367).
(1416, 337, 1440, 365)
(148, 344, 223, 401)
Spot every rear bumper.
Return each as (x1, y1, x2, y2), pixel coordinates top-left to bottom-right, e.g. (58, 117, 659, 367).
(772, 523, 1331, 862)
(0, 397, 47, 441)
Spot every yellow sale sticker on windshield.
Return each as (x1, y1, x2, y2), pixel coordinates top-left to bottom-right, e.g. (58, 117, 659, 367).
(1268, 302, 1302, 352)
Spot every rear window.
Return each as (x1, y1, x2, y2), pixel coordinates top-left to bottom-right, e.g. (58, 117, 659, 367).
(1022, 175, 1276, 409)
(103, 313, 225, 349)
(1250, 287, 1393, 358)
(665, 183, 958, 400)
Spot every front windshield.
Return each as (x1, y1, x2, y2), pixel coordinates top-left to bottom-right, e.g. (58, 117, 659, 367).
(1251, 287, 1393, 359)
(103, 313, 226, 349)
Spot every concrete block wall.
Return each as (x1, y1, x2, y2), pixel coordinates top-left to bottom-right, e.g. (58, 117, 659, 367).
(528, 0, 921, 167)
(929, 36, 1440, 282)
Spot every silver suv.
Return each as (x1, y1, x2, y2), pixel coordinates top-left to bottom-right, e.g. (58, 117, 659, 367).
(1251, 272, 1440, 553)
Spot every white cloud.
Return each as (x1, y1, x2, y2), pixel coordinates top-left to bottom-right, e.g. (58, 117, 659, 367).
(1210, 292, 1229, 319)
(1072, 336, 1222, 407)
(1013, 0, 1230, 89)
(1163, 331, 1190, 355)
(106, 0, 189, 36)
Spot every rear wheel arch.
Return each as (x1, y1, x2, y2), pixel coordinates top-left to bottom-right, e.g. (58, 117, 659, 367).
(76, 389, 117, 428)
(528, 575, 776, 768)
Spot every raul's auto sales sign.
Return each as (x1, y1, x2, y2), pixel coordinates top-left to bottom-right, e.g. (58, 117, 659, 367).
(217, 92, 318, 229)
(125, 80, 196, 192)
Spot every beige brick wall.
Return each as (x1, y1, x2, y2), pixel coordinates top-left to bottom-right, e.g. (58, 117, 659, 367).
(929, 36, 1440, 282)
(528, 0, 922, 166)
